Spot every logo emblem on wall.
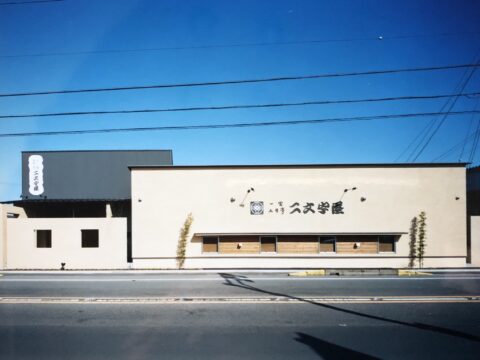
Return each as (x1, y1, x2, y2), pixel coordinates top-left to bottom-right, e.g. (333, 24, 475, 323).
(250, 201, 264, 215)
(28, 155, 44, 195)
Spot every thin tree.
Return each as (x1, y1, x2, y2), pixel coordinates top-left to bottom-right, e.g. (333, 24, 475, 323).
(176, 213, 193, 269)
(409, 216, 418, 268)
(417, 211, 427, 268)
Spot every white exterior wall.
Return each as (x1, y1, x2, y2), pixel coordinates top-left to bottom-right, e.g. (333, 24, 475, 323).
(131, 166, 467, 269)
(471, 216, 480, 267)
(0, 205, 26, 270)
(6, 218, 127, 269)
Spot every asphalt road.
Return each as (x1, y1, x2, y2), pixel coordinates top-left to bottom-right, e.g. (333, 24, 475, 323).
(1, 272, 480, 298)
(1, 302, 480, 359)
(1, 272, 480, 359)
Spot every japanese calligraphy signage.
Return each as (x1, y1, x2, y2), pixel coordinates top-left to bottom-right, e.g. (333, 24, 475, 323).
(28, 155, 44, 196)
(249, 200, 344, 215)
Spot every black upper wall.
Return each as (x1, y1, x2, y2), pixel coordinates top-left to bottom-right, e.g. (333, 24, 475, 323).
(22, 150, 172, 200)
(467, 166, 480, 216)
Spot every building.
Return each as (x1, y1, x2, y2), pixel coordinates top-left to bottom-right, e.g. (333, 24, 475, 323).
(0, 151, 475, 269)
(130, 163, 468, 269)
(1, 150, 172, 269)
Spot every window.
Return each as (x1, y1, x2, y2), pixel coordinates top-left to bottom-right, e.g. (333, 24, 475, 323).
(81, 229, 99, 248)
(260, 236, 277, 253)
(203, 236, 218, 253)
(320, 236, 336, 252)
(379, 235, 395, 252)
(36, 230, 51, 248)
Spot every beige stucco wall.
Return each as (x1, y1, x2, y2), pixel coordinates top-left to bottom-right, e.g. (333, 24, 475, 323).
(6, 217, 127, 269)
(471, 216, 480, 267)
(131, 166, 467, 269)
(0, 205, 26, 270)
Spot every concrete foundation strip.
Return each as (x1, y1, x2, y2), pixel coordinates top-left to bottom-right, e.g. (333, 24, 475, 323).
(1, 296, 480, 304)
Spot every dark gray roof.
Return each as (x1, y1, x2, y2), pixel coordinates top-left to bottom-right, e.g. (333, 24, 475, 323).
(22, 150, 173, 200)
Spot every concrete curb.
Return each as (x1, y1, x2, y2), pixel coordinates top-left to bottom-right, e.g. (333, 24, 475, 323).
(289, 269, 400, 277)
(289, 269, 437, 277)
(398, 269, 432, 276)
(289, 270, 326, 277)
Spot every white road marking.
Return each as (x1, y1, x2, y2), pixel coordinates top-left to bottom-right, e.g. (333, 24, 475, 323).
(1, 276, 480, 282)
(1, 295, 479, 304)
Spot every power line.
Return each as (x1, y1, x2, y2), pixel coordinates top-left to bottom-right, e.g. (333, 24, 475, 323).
(468, 99, 480, 163)
(432, 123, 480, 162)
(459, 98, 480, 161)
(458, 112, 475, 161)
(410, 57, 480, 162)
(404, 70, 470, 162)
(468, 117, 480, 163)
(1, 63, 478, 98)
(2, 91, 479, 119)
(2, 32, 479, 59)
(394, 118, 435, 162)
(0, 0, 62, 5)
(405, 98, 456, 162)
(0, 110, 478, 138)
(397, 51, 480, 162)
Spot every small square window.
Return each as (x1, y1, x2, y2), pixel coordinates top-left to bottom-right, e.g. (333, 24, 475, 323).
(260, 236, 277, 252)
(36, 230, 51, 248)
(320, 236, 336, 252)
(379, 235, 395, 252)
(203, 237, 218, 253)
(81, 229, 99, 248)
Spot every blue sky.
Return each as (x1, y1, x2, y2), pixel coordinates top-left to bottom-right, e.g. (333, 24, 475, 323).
(0, 0, 480, 200)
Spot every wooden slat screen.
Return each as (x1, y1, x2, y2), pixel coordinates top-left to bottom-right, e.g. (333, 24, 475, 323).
(277, 235, 319, 254)
(260, 237, 276, 252)
(202, 237, 218, 253)
(202, 234, 394, 255)
(219, 236, 260, 254)
(336, 235, 379, 254)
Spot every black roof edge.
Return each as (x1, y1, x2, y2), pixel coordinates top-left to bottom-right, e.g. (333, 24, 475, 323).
(0, 200, 19, 204)
(129, 163, 469, 170)
(10, 199, 130, 204)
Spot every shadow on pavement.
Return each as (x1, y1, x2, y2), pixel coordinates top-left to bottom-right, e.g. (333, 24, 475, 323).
(295, 332, 380, 360)
(218, 273, 480, 343)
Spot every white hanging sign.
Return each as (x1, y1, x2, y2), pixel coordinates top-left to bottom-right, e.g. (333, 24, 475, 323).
(28, 155, 44, 195)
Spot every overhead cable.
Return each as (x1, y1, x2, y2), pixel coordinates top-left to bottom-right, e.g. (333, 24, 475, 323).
(432, 124, 480, 162)
(0, 0, 62, 5)
(468, 109, 480, 163)
(410, 57, 480, 161)
(459, 98, 480, 161)
(0, 63, 478, 98)
(0, 110, 478, 138)
(1, 91, 479, 119)
(2, 32, 479, 58)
